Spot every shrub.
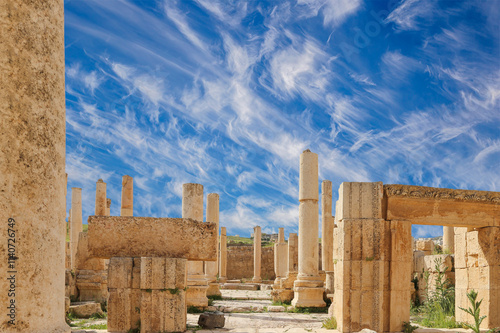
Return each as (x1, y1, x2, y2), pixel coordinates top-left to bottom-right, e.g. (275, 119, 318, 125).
(322, 316, 337, 329)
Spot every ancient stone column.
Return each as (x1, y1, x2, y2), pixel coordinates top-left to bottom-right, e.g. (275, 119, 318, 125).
(442, 226, 454, 254)
(205, 193, 221, 296)
(120, 175, 133, 216)
(252, 226, 262, 283)
(95, 179, 107, 216)
(322, 180, 334, 272)
(219, 227, 227, 283)
(71, 188, 83, 270)
(273, 228, 288, 288)
(106, 198, 111, 216)
(183, 183, 208, 307)
(288, 233, 299, 273)
(292, 149, 325, 307)
(0, 0, 68, 331)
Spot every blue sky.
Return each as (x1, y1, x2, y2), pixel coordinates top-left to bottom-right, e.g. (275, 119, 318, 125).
(64, 0, 500, 238)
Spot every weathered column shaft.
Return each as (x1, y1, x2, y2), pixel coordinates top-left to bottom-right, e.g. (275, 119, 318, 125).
(0, 0, 67, 331)
(442, 226, 454, 254)
(288, 233, 298, 273)
(292, 149, 325, 307)
(219, 227, 227, 282)
(253, 226, 262, 282)
(183, 183, 208, 307)
(205, 193, 221, 296)
(106, 198, 111, 216)
(71, 188, 83, 270)
(95, 179, 107, 216)
(322, 180, 334, 272)
(120, 175, 133, 216)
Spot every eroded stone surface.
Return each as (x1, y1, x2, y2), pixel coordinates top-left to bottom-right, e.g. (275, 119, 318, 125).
(88, 216, 217, 260)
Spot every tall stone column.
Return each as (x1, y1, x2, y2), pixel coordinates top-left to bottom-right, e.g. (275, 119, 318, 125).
(120, 175, 133, 216)
(183, 183, 208, 307)
(292, 149, 325, 307)
(205, 193, 221, 296)
(322, 180, 334, 272)
(288, 233, 299, 273)
(0, 0, 68, 331)
(71, 188, 83, 270)
(95, 179, 107, 216)
(442, 226, 454, 254)
(252, 226, 262, 283)
(219, 227, 227, 283)
(106, 198, 111, 216)
(273, 228, 288, 288)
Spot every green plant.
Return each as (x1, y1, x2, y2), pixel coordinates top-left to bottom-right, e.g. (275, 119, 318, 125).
(100, 300, 107, 313)
(187, 305, 203, 313)
(85, 323, 107, 329)
(322, 316, 337, 329)
(207, 294, 223, 301)
(90, 312, 106, 319)
(365, 256, 374, 261)
(402, 321, 418, 333)
(288, 306, 328, 314)
(145, 289, 152, 293)
(272, 300, 291, 306)
(458, 289, 499, 333)
(167, 287, 180, 295)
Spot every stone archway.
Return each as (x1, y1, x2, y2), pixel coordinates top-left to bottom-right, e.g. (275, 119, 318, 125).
(332, 182, 500, 332)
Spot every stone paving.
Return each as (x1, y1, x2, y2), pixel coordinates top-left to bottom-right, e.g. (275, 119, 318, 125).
(221, 288, 272, 300)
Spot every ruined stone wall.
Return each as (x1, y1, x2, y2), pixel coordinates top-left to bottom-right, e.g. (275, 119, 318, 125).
(227, 246, 275, 280)
(413, 253, 455, 303)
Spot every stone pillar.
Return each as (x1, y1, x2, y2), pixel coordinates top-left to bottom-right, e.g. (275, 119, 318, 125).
(292, 149, 325, 308)
(333, 182, 411, 332)
(288, 233, 299, 273)
(183, 183, 208, 307)
(120, 175, 133, 216)
(0, 0, 67, 331)
(71, 188, 83, 270)
(252, 226, 262, 283)
(442, 226, 454, 254)
(274, 232, 299, 303)
(95, 179, 106, 216)
(106, 198, 111, 216)
(455, 226, 500, 329)
(322, 180, 334, 272)
(205, 193, 221, 296)
(273, 228, 288, 287)
(219, 227, 227, 283)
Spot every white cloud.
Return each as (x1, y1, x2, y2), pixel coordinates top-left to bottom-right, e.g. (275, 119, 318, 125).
(385, 0, 435, 31)
(297, 0, 362, 28)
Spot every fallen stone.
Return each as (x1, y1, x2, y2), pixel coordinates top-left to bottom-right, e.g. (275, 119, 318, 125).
(221, 283, 259, 290)
(69, 301, 104, 318)
(198, 311, 225, 329)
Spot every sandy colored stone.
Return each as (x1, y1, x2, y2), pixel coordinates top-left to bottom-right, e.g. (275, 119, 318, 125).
(88, 216, 217, 260)
(337, 182, 384, 220)
(288, 233, 298, 273)
(107, 288, 141, 332)
(106, 198, 112, 216)
(384, 184, 500, 228)
(95, 179, 107, 216)
(205, 193, 221, 296)
(293, 150, 325, 308)
(220, 227, 228, 282)
(252, 226, 262, 283)
(443, 226, 454, 254)
(0, 0, 67, 331)
(322, 181, 334, 272)
(120, 175, 133, 216)
(71, 188, 83, 270)
(140, 257, 187, 290)
(415, 239, 435, 255)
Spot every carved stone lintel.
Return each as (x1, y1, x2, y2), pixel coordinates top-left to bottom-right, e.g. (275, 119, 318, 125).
(384, 184, 500, 203)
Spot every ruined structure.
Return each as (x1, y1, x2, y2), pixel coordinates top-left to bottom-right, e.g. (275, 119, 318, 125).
(71, 187, 83, 270)
(120, 175, 133, 216)
(252, 226, 262, 283)
(183, 183, 209, 307)
(219, 227, 228, 283)
(205, 193, 221, 296)
(88, 215, 217, 332)
(271, 228, 289, 302)
(292, 150, 325, 307)
(332, 182, 500, 332)
(0, 0, 67, 331)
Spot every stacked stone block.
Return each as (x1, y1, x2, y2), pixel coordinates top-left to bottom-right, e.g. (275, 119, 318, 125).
(271, 228, 289, 302)
(455, 226, 500, 329)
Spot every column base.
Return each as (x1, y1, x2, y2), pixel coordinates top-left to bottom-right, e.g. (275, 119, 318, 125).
(292, 279, 325, 308)
(186, 284, 209, 307)
(271, 289, 294, 303)
(218, 277, 227, 283)
(206, 282, 221, 297)
(252, 277, 262, 283)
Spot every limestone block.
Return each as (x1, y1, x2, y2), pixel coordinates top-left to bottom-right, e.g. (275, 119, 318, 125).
(132, 258, 142, 289)
(415, 240, 434, 255)
(120, 175, 133, 217)
(454, 231, 467, 269)
(75, 232, 106, 271)
(88, 216, 217, 260)
(198, 311, 225, 329)
(413, 251, 426, 273)
(69, 302, 104, 318)
(423, 254, 453, 273)
(108, 288, 141, 332)
(140, 257, 187, 290)
(108, 257, 134, 289)
(338, 182, 383, 220)
(141, 289, 186, 333)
